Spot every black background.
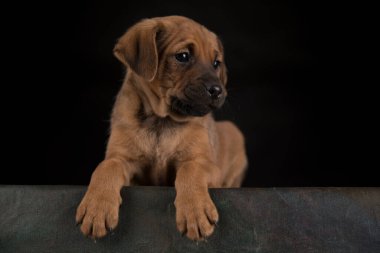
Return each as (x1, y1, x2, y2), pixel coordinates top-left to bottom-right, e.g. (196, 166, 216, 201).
(2, 1, 377, 186)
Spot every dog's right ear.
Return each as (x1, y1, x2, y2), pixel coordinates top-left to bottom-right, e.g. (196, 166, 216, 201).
(113, 19, 160, 82)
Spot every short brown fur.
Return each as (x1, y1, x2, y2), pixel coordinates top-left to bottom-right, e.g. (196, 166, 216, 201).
(76, 16, 247, 240)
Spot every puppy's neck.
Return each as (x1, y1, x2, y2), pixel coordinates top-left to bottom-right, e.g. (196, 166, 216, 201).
(135, 99, 182, 131)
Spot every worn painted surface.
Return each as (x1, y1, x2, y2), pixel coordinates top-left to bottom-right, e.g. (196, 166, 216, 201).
(0, 186, 379, 252)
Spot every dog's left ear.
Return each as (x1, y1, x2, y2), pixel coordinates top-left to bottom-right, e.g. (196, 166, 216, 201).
(113, 19, 161, 81)
(217, 38, 228, 85)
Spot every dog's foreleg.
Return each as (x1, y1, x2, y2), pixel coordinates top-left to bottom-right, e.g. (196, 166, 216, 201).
(174, 159, 220, 240)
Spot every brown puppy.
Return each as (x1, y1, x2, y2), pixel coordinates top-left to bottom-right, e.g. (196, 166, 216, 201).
(76, 16, 247, 241)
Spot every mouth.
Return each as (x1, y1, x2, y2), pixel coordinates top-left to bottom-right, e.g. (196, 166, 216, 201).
(170, 97, 213, 117)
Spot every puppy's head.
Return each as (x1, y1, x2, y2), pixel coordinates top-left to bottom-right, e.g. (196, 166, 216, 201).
(114, 16, 227, 121)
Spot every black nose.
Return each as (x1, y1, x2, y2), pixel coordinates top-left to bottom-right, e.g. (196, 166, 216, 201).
(207, 85, 223, 99)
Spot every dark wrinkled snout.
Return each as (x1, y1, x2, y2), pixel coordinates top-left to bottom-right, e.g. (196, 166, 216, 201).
(171, 72, 226, 117)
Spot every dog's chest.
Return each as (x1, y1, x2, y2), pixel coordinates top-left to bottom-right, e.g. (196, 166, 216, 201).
(134, 133, 179, 186)
(150, 143, 176, 185)
(133, 117, 183, 185)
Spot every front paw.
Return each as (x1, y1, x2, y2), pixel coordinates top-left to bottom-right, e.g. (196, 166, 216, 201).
(174, 193, 219, 241)
(75, 189, 122, 238)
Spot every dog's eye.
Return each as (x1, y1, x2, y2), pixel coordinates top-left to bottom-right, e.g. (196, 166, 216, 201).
(213, 60, 221, 69)
(175, 52, 190, 63)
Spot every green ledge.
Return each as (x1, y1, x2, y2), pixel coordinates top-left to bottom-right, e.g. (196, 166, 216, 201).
(0, 186, 379, 252)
